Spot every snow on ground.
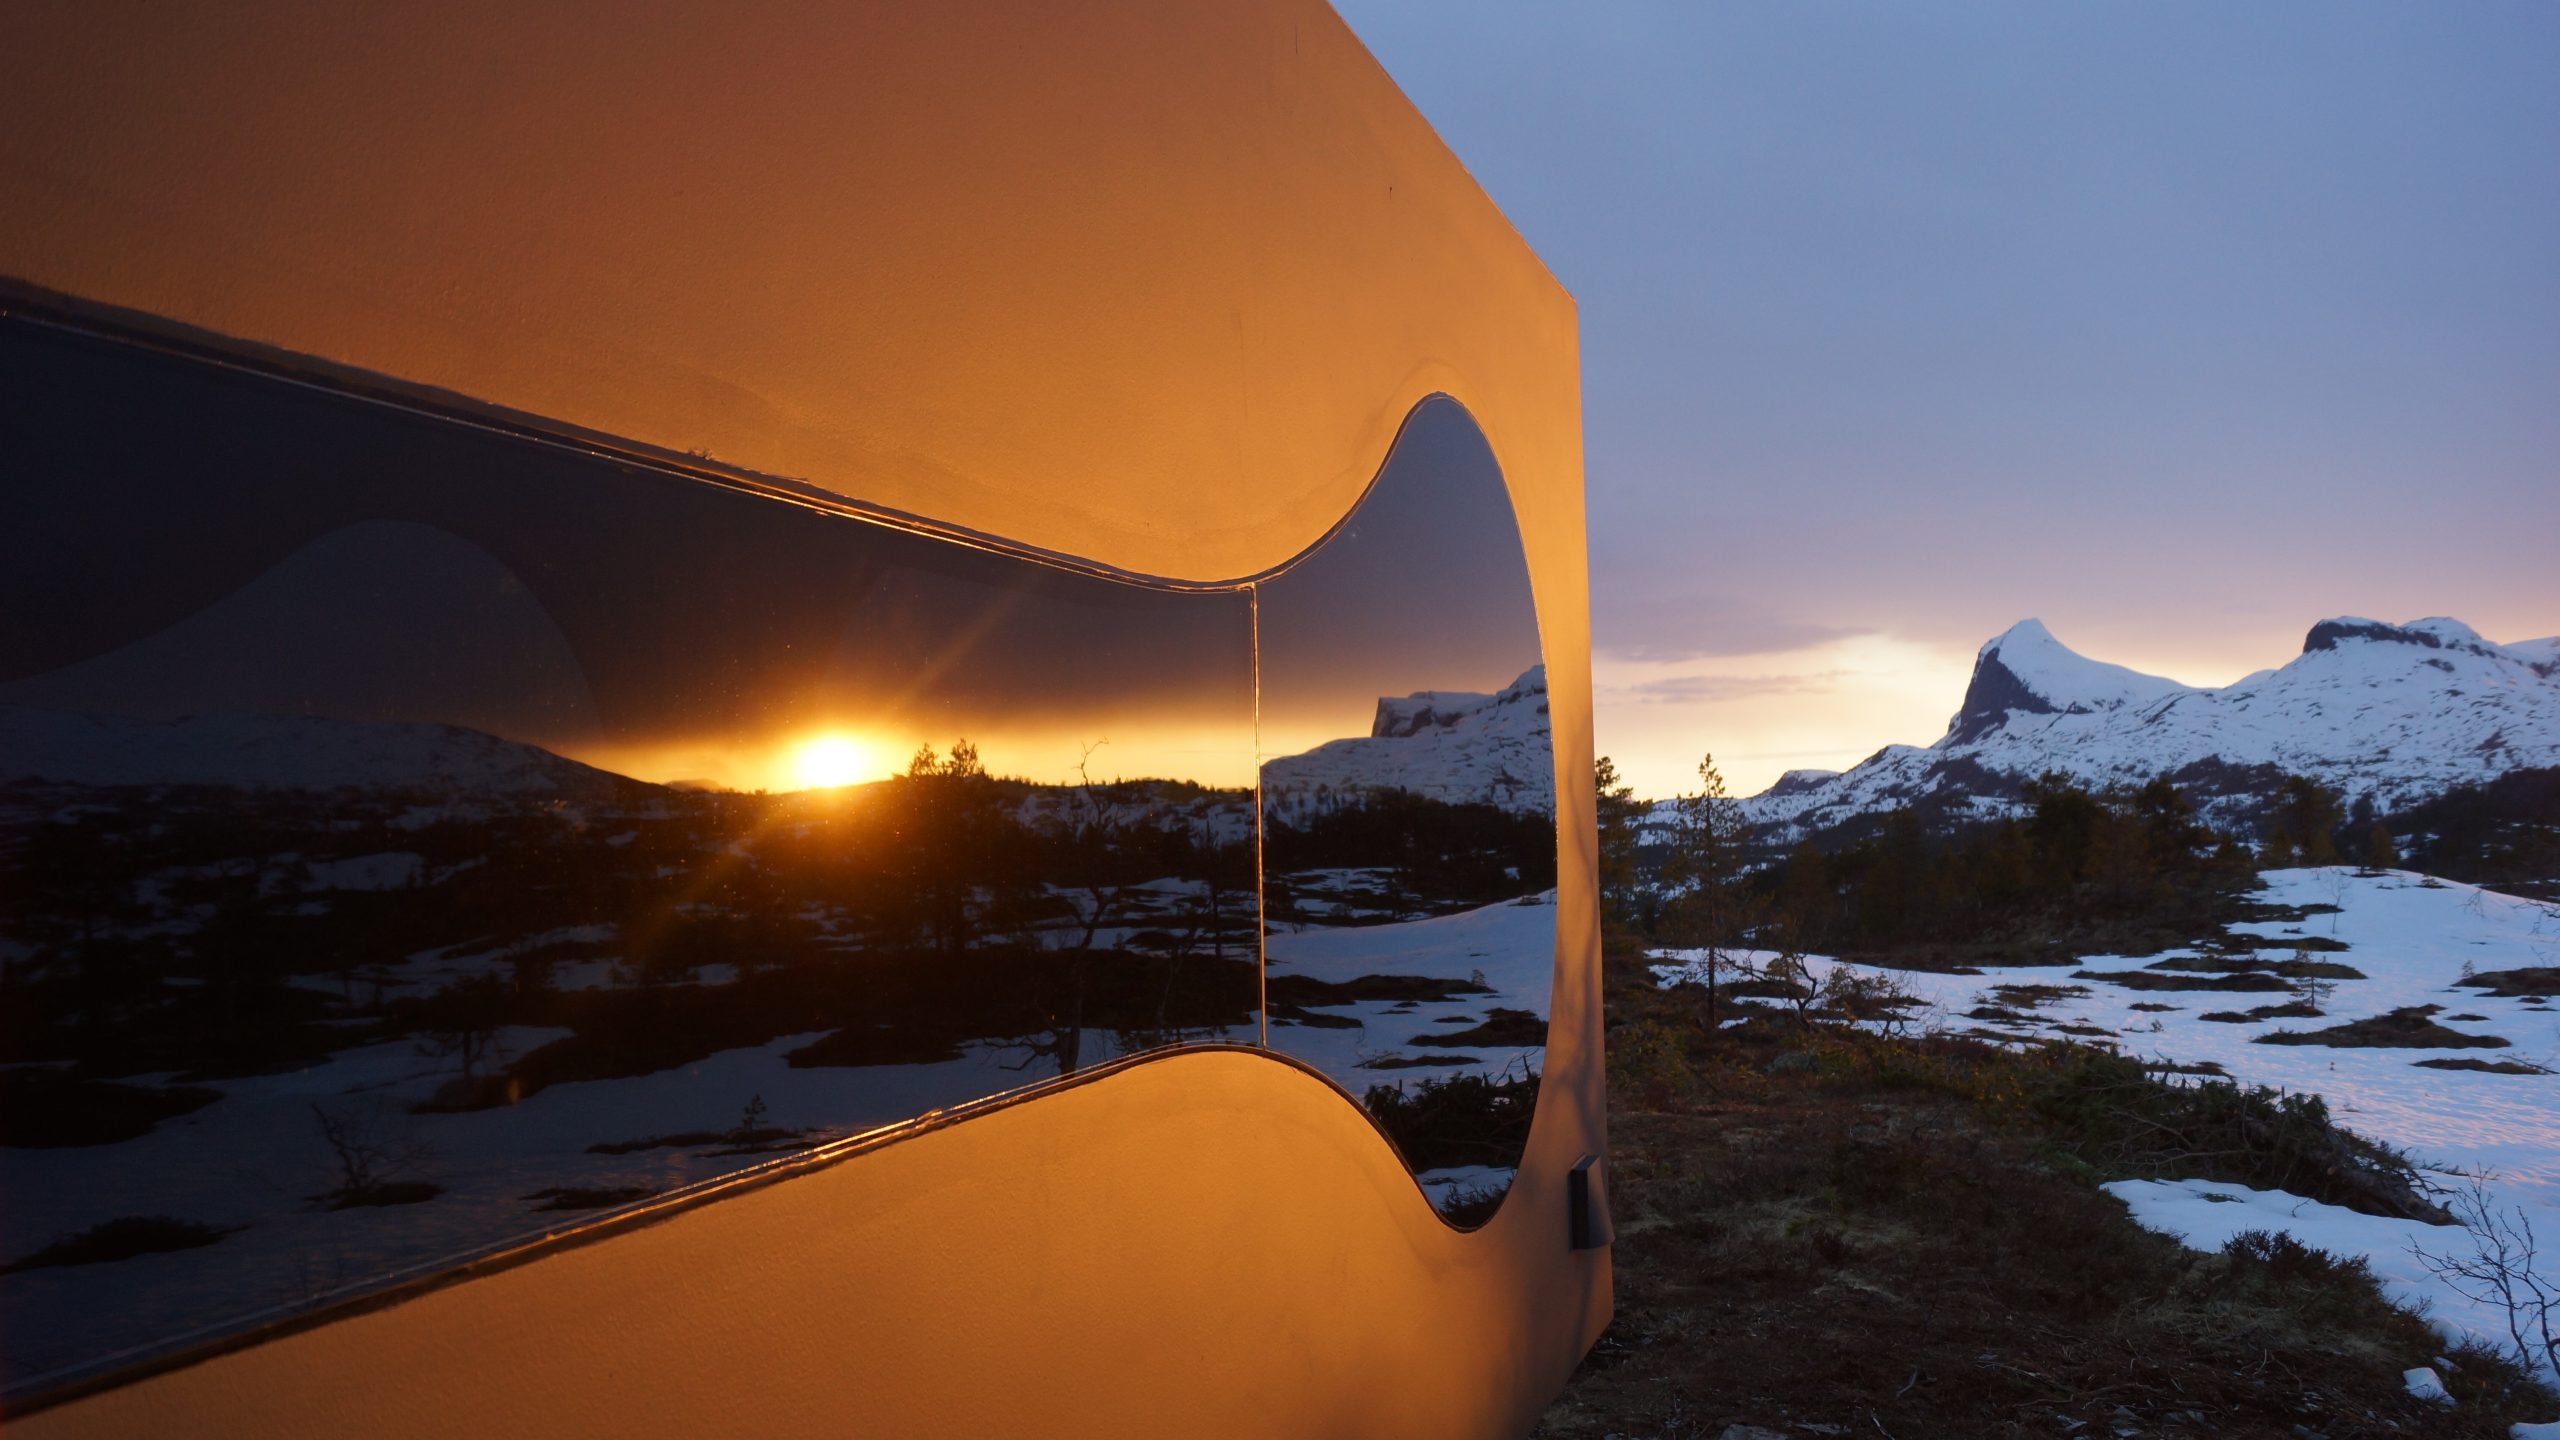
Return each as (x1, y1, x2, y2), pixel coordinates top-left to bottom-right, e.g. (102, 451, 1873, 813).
(1414, 1164, 1514, 1210)
(2104, 1178, 2505, 1364)
(1656, 867, 2560, 1387)
(2403, 1364, 2454, 1404)
(1266, 890, 1555, 1089)
(1266, 892, 1556, 1208)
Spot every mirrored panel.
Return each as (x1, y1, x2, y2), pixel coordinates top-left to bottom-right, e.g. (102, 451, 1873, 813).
(1257, 398, 1555, 1223)
(0, 318, 1258, 1394)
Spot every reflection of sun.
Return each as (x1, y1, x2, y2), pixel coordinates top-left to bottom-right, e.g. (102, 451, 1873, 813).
(792, 734, 883, 790)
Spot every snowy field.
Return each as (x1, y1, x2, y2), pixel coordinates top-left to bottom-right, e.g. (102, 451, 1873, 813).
(1268, 891, 1555, 1210)
(1657, 867, 2560, 1392)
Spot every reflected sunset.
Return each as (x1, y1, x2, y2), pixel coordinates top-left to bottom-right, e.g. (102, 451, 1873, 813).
(569, 722, 1260, 795)
(0, 313, 1273, 1391)
(792, 733, 889, 790)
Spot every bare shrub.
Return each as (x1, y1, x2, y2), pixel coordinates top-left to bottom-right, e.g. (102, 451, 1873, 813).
(310, 1100, 437, 1209)
(2410, 1178, 2560, 1386)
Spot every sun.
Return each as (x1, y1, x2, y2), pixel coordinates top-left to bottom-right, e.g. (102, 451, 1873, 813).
(792, 733, 883, 790)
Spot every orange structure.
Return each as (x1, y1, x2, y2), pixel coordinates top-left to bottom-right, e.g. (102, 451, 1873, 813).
(0, 2, 1603, 1434)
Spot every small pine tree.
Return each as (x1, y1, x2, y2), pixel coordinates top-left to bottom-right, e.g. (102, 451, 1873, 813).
(2364, 822, 2398, 870)
(1595, 756, 1643, 926)
(1662, 754, 1761, 1025)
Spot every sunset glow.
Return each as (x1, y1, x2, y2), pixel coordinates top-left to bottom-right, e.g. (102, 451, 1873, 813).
(792, 733, 887, 790)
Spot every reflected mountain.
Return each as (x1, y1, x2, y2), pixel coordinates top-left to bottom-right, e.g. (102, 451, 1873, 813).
(1252, 398, 1555, 1226)
(0, 705, 632, 798)
(1262, 665, 1553, 824)
(1260, 666, 1555, 1225)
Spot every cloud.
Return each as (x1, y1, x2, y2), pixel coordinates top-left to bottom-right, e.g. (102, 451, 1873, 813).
(1606, 669, 1850, 704)
(1590, 594, 1874, 663)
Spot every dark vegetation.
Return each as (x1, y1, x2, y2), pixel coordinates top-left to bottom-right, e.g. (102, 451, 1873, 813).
(2257, 1005, 2513, 1051)
(1407, 1007, 1546, 1048)
(581, 1096, 816, 1160)
(2395, 766, 2560, 902)
(2, 1217, 230, 1275)
(0, 740, 1554, 1125)
(1610, 755, 2560, 993)
(2147, 953, 2361, 977)
(0, 741, 1553, 1247)
(1534, 928, 2552, 1438)
(1265, 790, 1555, 925)
(322, 1181, 441, 1211)
(1558, 755, 2560, 1434)
(2198, 1002, 2325, 1023)
(1267, 971, 1493, 1032)
(2075, 968, 2296, 993)
(0, 1069, 219, 1148)
(309, 1102, 439, 1210)
(2458, 968, 2560, 999)
(1609, 763, 2352, 977)
(1361, 1069, 1539, 1224)
(0, 750, 1274, 1109)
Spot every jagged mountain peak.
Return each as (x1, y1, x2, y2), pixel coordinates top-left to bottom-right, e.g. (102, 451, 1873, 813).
(2301, 615, 2497, 659)
(1265, 665, 1553, 819)
(1978, 616, 2059, 655)
(1946, 619, 2192, 745)
(1371, 664, 1547, 739)
(1723, 612, 2560, 844)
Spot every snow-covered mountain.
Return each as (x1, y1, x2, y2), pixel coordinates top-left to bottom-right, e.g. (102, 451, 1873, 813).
(0, 706, 632, 796)
(1720, 617, 2560, 838)
(1263, 665, 1554, 822)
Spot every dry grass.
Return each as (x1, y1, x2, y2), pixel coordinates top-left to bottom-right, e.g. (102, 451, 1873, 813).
(1538, 934, 2550, 1439)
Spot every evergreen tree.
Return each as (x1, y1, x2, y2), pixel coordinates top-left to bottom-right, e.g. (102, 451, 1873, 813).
(2129, 776, 2208, 874)
(1662, 753, 1759, 1023)
(2021, 771, 2105, 889)
(1775, 839, 1833, 953)
(1594, 755, 1642, 926)
(2264, 774, 2345, 866)
(893, 739, 1004, 956)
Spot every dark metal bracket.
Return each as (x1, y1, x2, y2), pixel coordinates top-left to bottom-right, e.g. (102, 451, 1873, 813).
(1567, 1153, 1612, 1251)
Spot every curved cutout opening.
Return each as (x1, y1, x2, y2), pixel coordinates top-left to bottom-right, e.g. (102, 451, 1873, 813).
(1256, 396, 1557, 1223)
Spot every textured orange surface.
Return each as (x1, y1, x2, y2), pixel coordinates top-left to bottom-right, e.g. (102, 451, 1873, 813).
(2, 0, 1580, 587)
(24, 1053, 1608, 1438)
(4, 2, 1601, 1434)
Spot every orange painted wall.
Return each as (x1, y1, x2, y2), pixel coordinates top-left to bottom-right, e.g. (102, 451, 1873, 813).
(1, 0, 1582, 588)
(3, 2, 1603, 1434)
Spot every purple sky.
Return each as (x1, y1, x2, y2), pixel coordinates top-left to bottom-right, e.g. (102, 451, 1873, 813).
(1332, 2, 2559, 799)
